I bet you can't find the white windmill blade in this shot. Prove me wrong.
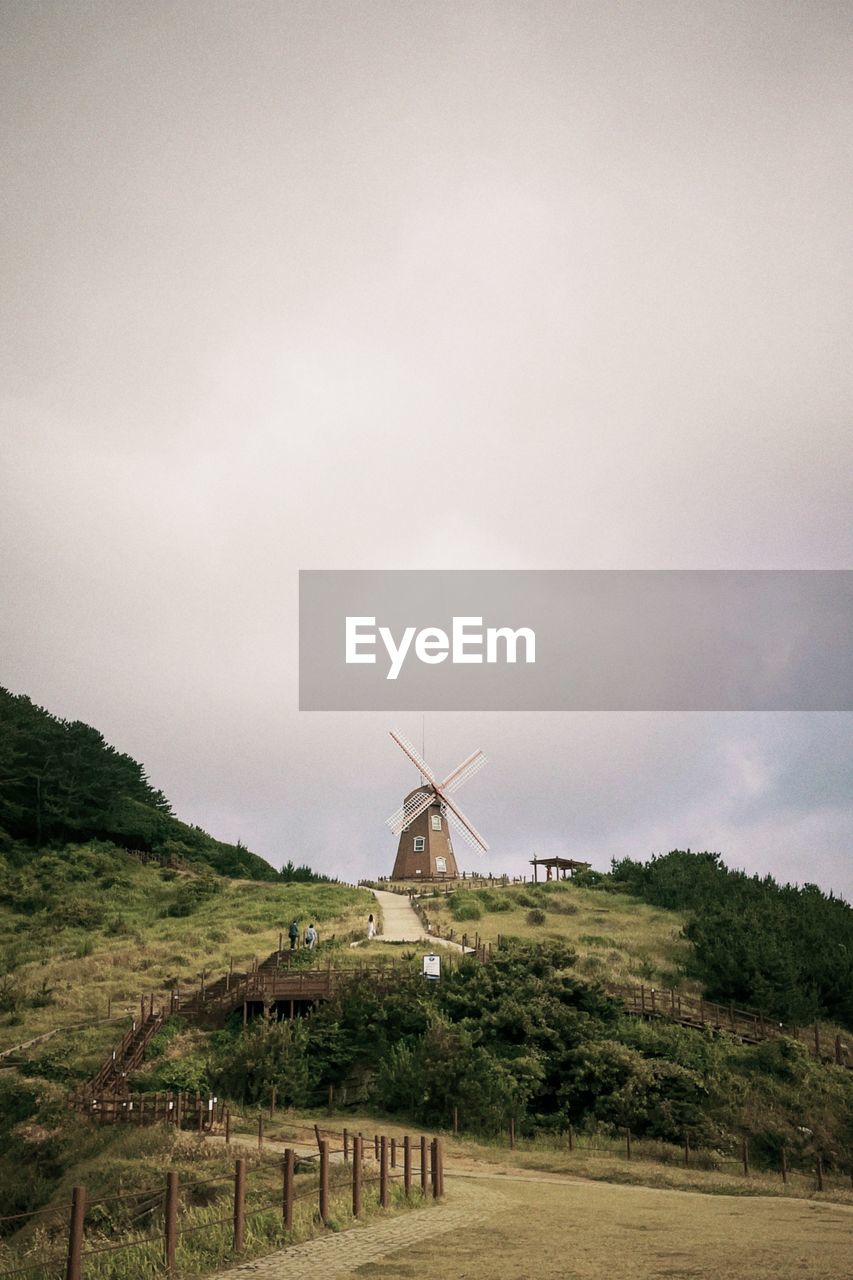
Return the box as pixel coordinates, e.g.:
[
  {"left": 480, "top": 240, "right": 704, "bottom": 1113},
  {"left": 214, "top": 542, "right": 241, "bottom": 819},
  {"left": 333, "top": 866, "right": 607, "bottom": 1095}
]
[
  {"left": 386, "top": 788, "right": 436, "bottom": 835},
  {"left": 389, "top": 730, "right": 439, "bottom": 787},
  {"left": 441, "top": 791, "right": 489, "bottom": 853},
  {"left": 440, "top": 750, "right": 486, "bottom": 795}
]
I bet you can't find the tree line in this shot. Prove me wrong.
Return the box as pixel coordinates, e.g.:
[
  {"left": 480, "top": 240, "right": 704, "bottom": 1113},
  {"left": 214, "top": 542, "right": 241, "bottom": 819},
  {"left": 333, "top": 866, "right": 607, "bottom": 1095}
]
[
  {"left": 608, "top": 850, "right": 853, "bottom": 1029},
  {"left": 0, "top": 687, "right": 278, "bottom": 880}
]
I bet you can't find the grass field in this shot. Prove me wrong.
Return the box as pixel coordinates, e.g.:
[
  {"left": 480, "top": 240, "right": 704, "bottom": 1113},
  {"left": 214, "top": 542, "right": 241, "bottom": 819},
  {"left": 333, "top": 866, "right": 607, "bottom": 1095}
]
[
  {"left": 0, "top": 849, "right": 374, "bottom": 1063},
  {"left": 413, "top": 878, "right": 690, "bottom": 987}
]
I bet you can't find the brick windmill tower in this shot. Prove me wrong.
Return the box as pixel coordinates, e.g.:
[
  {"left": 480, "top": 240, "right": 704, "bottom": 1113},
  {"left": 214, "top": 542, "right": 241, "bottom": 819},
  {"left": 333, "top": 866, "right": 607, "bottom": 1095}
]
[{"left": 386, "top": 730, "right": 488, "bottom": 880}]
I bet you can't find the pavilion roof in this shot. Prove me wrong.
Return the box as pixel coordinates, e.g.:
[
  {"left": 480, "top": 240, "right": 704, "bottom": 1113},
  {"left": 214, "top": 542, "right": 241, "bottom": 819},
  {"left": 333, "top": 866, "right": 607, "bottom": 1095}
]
[{"left": 529, "top": 856, "right": 591, "bottom": 870}]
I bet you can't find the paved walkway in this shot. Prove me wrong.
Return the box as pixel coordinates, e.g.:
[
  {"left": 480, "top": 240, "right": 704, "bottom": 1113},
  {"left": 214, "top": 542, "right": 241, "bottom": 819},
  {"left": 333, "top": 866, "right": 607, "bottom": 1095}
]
[
  {"left": 370, "top": 889, "right": 428, "bottom": 943},
  {"left": 369, "top": 888, "right": 464, "bottom": 951},
  {"left": 210, "top": 1177, "right": 507, "bottom": 1279}
]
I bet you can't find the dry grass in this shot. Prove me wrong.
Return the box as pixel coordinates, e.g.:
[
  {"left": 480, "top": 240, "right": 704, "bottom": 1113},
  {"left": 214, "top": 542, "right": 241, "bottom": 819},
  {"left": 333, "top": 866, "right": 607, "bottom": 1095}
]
[
  {"left": 417, "top": 879, "right": 690, "bottom": 987},
  {"left": 0, "top": 867, "right": 373, "bottom": 1060},
  {"left": 365, "top": 1171, "right": 853, "bottom": 1280}
]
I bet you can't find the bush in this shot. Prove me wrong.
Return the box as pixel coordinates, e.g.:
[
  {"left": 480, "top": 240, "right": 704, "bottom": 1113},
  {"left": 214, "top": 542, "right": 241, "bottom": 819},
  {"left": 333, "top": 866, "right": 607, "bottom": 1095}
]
[
  {"left": 52, "top": 898, "right": 105, "bottom": 929},
  {"left": 451, "top": 898, "right": 482, "bottom": 922},
  {"left": 477, "top": 892, "right": 512, "bottom": 913},
  {"left": 163, "top": 874, "right": 222, "bottom": 918},
  {"left": 526, "top": 909, "right": 547, "bottom": 926}
]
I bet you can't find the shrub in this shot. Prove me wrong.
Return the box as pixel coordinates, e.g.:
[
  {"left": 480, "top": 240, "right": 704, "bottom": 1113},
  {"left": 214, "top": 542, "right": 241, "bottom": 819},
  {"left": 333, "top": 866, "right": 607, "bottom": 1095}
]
[
  {"left": 477, "top": 892, "right": 511, "bottom": 913},
  {"left": 52, "top": 898, "right": 105, "bottom": 929},
  {"left": 526, "top": 909, "right": 547, "bottom": 926},
  {"left": 514, "top": 891, "right": 538, "bottom": 908},
  {"left": 451, "top": 898, "right": 482, "bottom": 922}
]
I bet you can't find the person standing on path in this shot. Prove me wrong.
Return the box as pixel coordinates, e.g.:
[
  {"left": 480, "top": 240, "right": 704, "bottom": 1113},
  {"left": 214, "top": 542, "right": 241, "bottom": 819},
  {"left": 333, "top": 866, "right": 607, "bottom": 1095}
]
[
  {"left": 288, "top": 919, "right": 299, "bottom": 950},
  {"left": 304, "top": 923, "right": 318, "bottom": 950},
  {"left": 367, "top": 912, "right": 376, "bottom": 939}
]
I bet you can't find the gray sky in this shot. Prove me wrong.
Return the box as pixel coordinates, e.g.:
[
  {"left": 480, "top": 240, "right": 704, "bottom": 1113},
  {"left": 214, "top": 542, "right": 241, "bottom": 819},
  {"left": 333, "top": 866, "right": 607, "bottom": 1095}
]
[{"left": 1, "top": 1, "right": 851, "bottom": 895}]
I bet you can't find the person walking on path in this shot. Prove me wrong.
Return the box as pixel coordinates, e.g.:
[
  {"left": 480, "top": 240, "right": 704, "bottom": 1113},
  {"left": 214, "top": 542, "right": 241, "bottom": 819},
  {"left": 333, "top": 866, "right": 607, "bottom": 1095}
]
[
  {"left": 288, "top": 919, "right": 299, "bottom": 950},
  {"left": 304, "top": 923, "right": 318, "bottom": 950},
  {"left": 367, "top": 912, "right": 376, "bottom": 939}
]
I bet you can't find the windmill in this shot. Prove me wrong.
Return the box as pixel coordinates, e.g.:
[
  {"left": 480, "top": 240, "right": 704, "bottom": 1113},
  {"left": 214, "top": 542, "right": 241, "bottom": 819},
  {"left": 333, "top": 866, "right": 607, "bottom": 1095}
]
[{"left": 386, "top": 730, "right": 488, "bottom": 880}]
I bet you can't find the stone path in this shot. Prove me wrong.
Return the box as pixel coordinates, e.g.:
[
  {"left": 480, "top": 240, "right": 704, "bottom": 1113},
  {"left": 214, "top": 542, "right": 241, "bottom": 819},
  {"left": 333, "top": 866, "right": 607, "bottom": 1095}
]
[{"left": 210, "top": 1177, "right": 507, "bottom": 1278}]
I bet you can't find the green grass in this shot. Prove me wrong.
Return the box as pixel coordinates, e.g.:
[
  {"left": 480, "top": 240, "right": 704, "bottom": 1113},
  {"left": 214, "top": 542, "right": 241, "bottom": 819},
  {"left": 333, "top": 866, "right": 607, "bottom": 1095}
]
[
  {"left": 0, "top": 1122, "right": 427, "bottom": 1280},
  {"left": 0, "top": 844, "right": 374, "bottom": 1066},
  {"left": 417, "top": 879, "right": 689, "bottom": 987}
]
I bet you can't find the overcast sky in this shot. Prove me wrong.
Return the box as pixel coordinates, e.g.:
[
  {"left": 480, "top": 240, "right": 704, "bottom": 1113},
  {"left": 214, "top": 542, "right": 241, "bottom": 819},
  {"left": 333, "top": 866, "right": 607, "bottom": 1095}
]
[{"left": 1, "top": 1, "right": 851, "bottom": 895}]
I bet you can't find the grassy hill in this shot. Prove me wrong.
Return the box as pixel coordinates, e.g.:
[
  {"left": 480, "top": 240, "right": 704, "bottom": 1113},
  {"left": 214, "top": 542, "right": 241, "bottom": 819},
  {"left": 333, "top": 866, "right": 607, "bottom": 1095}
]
[
  {"left": 417, "top": 878, "right": 689, "bottom": 988},
  {"left": 1, "top": 867, "right": 852, "bottom": 1278},
  {"left": 0, "top": 842, "right": 371, "bottom": 1061}
]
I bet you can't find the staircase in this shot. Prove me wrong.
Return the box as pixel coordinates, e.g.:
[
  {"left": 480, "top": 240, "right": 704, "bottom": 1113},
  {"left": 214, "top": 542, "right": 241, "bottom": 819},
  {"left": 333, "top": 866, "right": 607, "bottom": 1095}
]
[{"left": 88, "top": 1009, "right": 164, "bottom": 1096}]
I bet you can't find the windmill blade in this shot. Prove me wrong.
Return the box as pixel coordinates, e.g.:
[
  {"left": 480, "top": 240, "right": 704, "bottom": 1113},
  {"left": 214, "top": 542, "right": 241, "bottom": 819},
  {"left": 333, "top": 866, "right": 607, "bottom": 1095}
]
[
  {"left": 440, "top": 750, "right": 486, "bottom": 796},
  {"left": 389, "top": 730, "right": 439, "bottom": 787},
  {"left": 440, "top": 790, "right": 489, "bottom": 853},
  {"left": 386, "top": 788, "right": 436, "bottom": 835}
]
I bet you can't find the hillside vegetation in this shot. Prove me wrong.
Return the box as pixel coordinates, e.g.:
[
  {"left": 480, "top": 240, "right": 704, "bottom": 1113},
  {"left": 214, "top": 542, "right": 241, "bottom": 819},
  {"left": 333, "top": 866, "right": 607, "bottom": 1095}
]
[
  {"left": 418, "top": 851, "right": 853, "bottom": 1033},
  {"left": 420, "top": 878, "right": 688, "bottom": 988},
  {"left": 0, "top": 842, "right": 373, "bottom": 1061},
  {"left": 610, "top": 851, "right": 853, "bottom": 1028},
  {"left": 0, "top": 687, "right": 277, "bottom": 880}
]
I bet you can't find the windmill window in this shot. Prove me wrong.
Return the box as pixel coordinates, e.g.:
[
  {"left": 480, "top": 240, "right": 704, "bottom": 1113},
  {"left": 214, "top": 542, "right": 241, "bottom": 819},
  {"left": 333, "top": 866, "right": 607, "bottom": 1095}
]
[
  {"left": 413, "top": 836, "right": 426, "bottom": 852},
  {"left": 431, "top": 814, "right": 442, "bottom": 830}
]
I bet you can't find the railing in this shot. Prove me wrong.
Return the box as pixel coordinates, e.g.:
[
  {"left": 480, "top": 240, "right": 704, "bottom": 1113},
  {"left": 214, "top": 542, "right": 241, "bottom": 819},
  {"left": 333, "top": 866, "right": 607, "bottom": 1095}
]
[
  {"left": 610, "top": 982, "right": 850, "bottom": 1065},
  {"left": 0, "top": 1130, "right": 444, "bottom": 1280}
]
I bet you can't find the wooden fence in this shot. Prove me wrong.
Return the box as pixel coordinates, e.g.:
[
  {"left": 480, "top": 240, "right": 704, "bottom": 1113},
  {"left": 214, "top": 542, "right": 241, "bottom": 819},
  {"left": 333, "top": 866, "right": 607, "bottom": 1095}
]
[{"left": 0, "top": 1131, "right": 444, "bottom": 1280}]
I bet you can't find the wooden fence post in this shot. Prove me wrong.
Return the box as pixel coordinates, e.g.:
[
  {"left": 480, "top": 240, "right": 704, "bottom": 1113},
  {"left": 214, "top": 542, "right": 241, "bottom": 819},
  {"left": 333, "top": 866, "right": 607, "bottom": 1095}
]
[
  {"left": 509, "top": 1117, "right": 515, "bottom": 1150},
  {"left": 270, "top": 1085, "right": 276, "bottom": 1118},
  {"left": 343, "top": 1127, "right": 349, "bottom": 1162},
  {"left": 567, "top": 1125, "right": 574, "bottom": 1152},
  {"left": 327, "top": 1083, "right": 334, "bottom": 1110},
  {"left": 403, "top": 1135, "right": 412, "bottom": 1196},
  {"left": 815, "top": 1154, "right": 824, "bottom": 1191},
  {"left": 374, "top": 1133, "right": 380, "bottom": 1160},
  {"left": 283, "top": 1149, "right": 294, "bottom": 1230},
  {"left": 233, "top": 1158, "right": 246, "bottom": 1253},
  {"left": 626, "top": 1128, "right": 632, "bottom": 1160},
  {"left": 453, "top": 1105, "right": 458, "bottom": 1135},
  {"left": 390, "top": 1136, "right": 397, "bottom": 1169},
  {"left": 431, "top": 1138, "right": 439, "bottom": 1198},
  {"left": 420, "top": 1136, "right": 428, "bottom": 1195},
  {"left": 258, "top": 1113, "right": 264, "bottom": 1150},
  {"left": 319, "top": 1139, "right": 330, "bottom": 1223},
  {"left": 225, "top": 1108, "right": 231, "bottom": 1145},
  {"left": 780, "top": 1145, "right": 787, "bottom": 1185},
  {"left": 352, "top": 1135, "right": 363, "bottom": 1218},
  {"left": 65, "top": 1185, "right": 86, "bottom": 1280},
  {"left": 164, "top": 1172, "right": 178, "bottom": 1272},
  {"left": 380, "top": 1136, "right": 389, "bottom": 1208},
  {"left": 742, "top": 1138, "right": 750, "bottom": 1177}
]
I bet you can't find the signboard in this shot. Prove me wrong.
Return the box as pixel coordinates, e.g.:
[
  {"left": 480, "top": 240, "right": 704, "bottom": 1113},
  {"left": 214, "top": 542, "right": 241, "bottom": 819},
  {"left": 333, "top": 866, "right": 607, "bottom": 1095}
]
[{"left": 422, "top": 953, "right": 441, "bottom": 981}]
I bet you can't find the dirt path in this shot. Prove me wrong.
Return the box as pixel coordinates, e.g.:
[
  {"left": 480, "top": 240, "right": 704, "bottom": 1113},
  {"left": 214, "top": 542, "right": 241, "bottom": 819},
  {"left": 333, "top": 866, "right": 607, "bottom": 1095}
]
[{"left": 209, "top": 1162, "right": 852, "bottom": 1280}]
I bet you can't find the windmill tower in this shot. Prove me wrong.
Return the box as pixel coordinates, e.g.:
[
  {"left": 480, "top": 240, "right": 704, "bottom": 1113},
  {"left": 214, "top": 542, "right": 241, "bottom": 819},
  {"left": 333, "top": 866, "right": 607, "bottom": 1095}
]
[{"left": 386, "top": 730, "right": 488, "bottom": 880}]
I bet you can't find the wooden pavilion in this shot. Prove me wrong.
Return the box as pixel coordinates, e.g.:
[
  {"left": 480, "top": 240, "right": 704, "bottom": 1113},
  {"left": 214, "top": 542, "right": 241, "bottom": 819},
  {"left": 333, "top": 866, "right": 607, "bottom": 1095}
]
[{"left": 530, "top": 855, "right": 591, "bottom": 882}]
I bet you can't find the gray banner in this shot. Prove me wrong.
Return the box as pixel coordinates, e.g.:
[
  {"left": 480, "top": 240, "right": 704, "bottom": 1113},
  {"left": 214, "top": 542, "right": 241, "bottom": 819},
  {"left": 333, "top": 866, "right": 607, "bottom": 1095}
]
[{"left": 298, "top": 571, "right": 853, "bottom": 711}]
